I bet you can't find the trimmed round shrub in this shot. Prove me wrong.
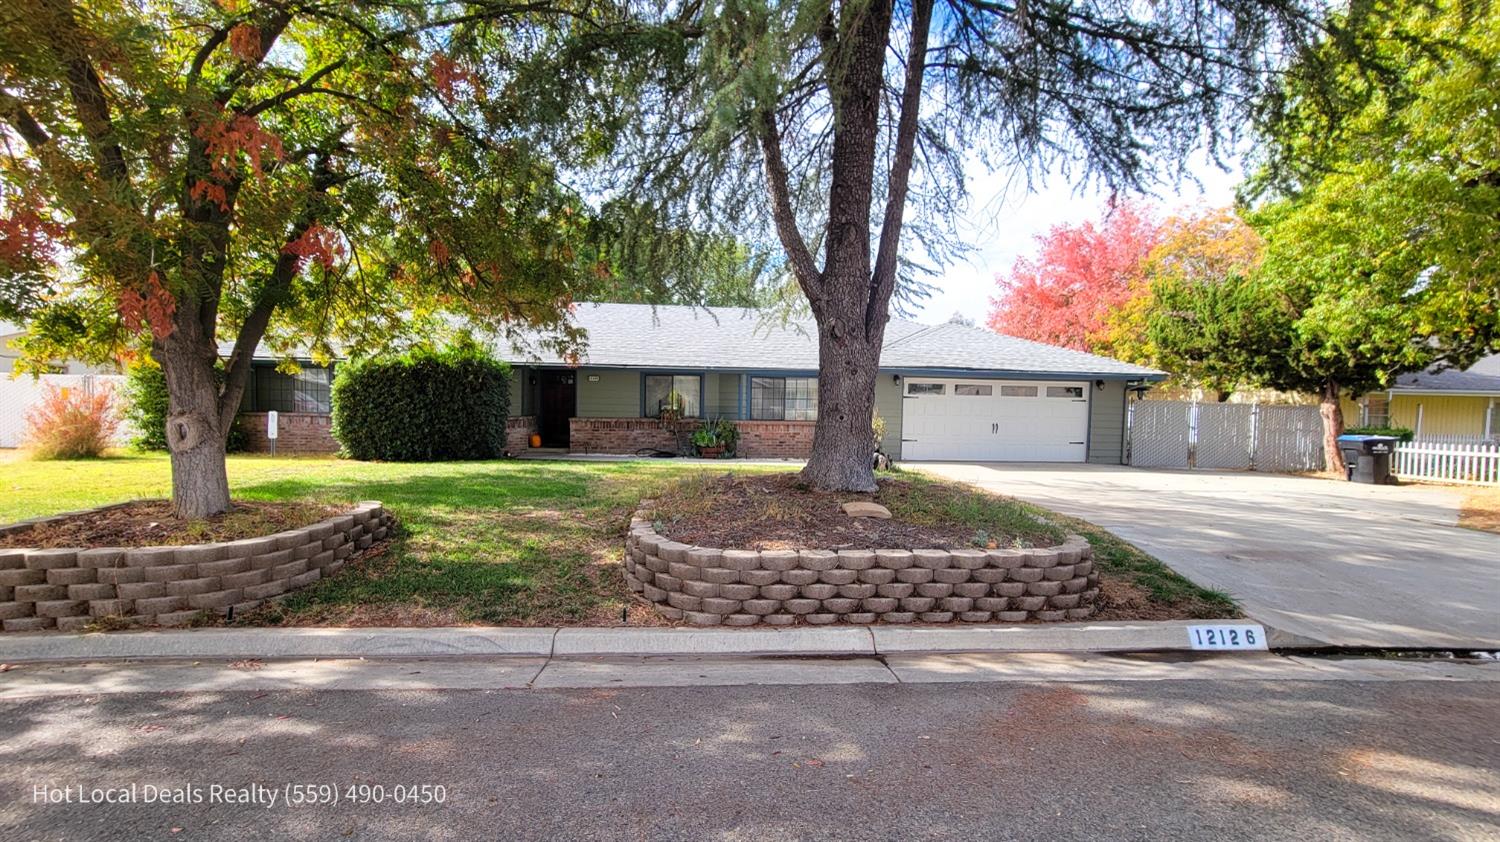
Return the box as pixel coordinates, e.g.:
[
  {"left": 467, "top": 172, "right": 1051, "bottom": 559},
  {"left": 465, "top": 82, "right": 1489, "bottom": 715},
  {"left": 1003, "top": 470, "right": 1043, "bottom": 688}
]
[{"left": 331, "top": 344, "right": 511, "bottom": 461}]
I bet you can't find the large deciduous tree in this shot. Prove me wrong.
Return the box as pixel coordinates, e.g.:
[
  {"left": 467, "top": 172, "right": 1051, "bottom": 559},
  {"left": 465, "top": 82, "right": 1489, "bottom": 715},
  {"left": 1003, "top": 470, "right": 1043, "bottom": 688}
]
[
  {"left": 1112, "top": 206, "right": 1265, "bottom": 400},
  {"left": 988, "top": 201, "right": 1160, "bottom": 353},
  {"left": 1, "top": 0, "right": 611, "bottom": 517},
  {"left": 1237, "top": 0, "right": 1500, "bottom": 469},
  {"left": 609, "top": 0, "right": 1322, "bottom": 491}
]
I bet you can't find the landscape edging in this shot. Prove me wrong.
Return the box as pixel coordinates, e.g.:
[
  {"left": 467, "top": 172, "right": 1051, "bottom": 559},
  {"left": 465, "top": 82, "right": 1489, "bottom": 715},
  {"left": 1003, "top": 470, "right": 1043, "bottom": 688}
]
[
  {"left": 625, "top": 507, "right": 1099, "bottom": 627},
  {"left": 0, "top": 502, "right": 393, "bottom": 632}
]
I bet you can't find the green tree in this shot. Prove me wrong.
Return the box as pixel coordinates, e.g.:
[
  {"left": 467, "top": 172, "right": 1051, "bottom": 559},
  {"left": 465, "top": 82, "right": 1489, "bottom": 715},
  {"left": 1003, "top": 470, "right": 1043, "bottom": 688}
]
[
  {"left": 1241, "top": 0, "right": 1500, "bottom": 469},
  {"left": 607, "top": 0, "right": 1326, "bottom": 490},
  {"left": 1, "top": 0, "right": 613, "bottom": 516},
  {"left": 1118, "top": 207, "right": 1265, "bottom": 400}
]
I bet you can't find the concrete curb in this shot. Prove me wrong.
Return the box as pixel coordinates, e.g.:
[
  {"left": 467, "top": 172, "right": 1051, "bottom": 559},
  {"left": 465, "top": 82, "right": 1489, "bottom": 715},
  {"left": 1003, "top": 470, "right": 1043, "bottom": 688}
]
[
  {"left": 0, "top": 620, "right": 1297, "bottom": 663},
  {"left": 0, "top": 627, "right": 557, "bottom": 663},
  {"left": 553, "top": 627, "right": 876, "bottom": 656}
]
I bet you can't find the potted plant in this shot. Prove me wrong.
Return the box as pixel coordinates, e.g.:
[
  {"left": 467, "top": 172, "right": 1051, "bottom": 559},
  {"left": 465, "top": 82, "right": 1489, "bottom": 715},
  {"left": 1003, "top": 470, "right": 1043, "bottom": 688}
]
[
  {"left": 692, "top": 422, "right": 725, "bottom": 458},
  {"left": 691, "top": 418, "right": 739, "bottom": 458},
  {"left": 658, "top": 389, "right": 684, "bottom": 426},
  {"left": 712, "top": 417, "right": 740, "bottom": 456}
]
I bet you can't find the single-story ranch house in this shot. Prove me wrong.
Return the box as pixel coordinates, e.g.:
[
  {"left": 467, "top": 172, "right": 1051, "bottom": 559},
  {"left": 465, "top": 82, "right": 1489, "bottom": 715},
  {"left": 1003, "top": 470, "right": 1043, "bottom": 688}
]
[
  {"left": 1347, "top": 357, "right": 1500, "bottom": 443},
  {"left": 234, "top": 302, "right": 1164, "bottom": 462}
]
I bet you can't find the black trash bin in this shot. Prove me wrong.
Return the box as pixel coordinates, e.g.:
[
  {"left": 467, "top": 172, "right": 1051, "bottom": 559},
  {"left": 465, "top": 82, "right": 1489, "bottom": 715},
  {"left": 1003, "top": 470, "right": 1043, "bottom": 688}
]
[{"left": 1336, "top": 434, "right": 1398, "bottom": 484}]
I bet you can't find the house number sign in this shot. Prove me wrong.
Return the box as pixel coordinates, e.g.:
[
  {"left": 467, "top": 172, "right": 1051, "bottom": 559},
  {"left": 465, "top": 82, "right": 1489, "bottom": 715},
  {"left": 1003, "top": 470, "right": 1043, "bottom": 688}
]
[{"left": 1186, "top": 623, "right": 1268, "bottom": 650}]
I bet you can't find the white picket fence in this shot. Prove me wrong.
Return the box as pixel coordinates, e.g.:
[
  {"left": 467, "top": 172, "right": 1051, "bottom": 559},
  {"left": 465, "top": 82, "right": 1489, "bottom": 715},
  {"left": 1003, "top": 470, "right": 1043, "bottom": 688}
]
[{"left": 1393, "top": 441, "right": 1500, "bottom": 486}]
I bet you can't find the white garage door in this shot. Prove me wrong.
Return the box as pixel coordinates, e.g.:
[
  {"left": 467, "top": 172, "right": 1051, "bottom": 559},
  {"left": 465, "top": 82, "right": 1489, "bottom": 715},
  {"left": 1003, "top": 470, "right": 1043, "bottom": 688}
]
[{"left": 901, "top": 378, "right": 1090, "bottom": 462}]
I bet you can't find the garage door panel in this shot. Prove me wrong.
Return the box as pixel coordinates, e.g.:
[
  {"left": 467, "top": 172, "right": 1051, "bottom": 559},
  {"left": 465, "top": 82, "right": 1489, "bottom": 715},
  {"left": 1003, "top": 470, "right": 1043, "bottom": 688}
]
[{"left": 901, "top": 378, "right": 1088, "bottom": 462}]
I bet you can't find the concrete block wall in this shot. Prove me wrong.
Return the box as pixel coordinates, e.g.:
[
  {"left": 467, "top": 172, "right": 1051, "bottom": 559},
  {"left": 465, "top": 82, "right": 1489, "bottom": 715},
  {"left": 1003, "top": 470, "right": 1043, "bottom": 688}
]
[
  {"left": 0, "top": 502, "right": 393, "bottom": 632},
  {"left": 625, "top": 512, "right": 1098, "bottom": 627}
]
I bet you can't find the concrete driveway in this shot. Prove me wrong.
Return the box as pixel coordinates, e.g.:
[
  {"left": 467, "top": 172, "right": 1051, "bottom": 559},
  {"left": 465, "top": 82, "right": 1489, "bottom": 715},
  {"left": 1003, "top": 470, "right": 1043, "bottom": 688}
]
[{"left": 913, "top": 463, "right": 1500, "bottom": 649}]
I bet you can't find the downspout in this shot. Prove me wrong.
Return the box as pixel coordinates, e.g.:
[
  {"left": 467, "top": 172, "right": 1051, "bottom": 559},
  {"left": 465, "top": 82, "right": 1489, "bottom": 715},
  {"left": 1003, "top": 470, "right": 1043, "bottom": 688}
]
[{"left": 1486, "top": 397, "right": 1495, "bottom": 440}]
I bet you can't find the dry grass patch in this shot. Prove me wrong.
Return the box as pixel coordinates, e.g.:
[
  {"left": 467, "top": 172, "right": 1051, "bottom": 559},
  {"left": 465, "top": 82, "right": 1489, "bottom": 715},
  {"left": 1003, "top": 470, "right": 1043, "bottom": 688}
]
[
  {"left": 652, "top": 471, "right": 1064, "bottom": 550},
  {"left": 1459, "top": 488, "right": 1500, "bottom": 534}
]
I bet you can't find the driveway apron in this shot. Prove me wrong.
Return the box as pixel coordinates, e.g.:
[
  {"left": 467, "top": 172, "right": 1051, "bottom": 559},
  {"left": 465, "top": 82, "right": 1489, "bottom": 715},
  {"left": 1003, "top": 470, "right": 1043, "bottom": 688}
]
[{"left": 913, "top": 463, "right": 1500, "bottom": 649}]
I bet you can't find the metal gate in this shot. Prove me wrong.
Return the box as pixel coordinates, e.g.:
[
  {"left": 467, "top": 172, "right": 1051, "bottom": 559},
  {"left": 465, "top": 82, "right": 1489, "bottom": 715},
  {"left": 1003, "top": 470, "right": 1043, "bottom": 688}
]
[
  {"left": 1127, "top": 401, "right": 1191, "bottom": 468},
  {"left": 1127, "top": 400, "right": 1324, "bottom": 472}
]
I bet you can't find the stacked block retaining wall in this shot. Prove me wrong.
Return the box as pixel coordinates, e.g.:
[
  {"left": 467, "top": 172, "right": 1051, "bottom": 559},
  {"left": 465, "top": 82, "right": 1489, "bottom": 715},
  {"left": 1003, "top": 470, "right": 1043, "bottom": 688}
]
[{"left": 0, "top": 502, "right": 392, "bottom": 632}]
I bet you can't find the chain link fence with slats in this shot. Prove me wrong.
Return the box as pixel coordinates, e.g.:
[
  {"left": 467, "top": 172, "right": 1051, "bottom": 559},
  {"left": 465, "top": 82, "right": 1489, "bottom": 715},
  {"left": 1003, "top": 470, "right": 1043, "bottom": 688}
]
[{"left": 1127, "top": 400, "right": 1324, "bottom": 473}]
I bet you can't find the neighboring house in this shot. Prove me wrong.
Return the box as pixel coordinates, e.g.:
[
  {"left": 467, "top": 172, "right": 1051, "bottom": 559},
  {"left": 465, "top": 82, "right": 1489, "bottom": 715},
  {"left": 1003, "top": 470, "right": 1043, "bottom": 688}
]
[
  {"left": 1349, "top": 358, "right": 1500, "bottom": 442},
  {"left": 0, "top": 321, "right": 129, "bottom": 448}
]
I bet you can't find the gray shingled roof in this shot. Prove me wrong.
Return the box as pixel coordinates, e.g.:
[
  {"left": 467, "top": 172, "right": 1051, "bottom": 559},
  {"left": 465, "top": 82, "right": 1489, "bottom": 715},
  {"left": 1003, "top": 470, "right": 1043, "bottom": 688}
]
[
  {"left": 498, "top": 302, "right": 1161, "bottom": 378},
  {"left": 1393, "top": 365, "right": 1500, "bottom": 394}
]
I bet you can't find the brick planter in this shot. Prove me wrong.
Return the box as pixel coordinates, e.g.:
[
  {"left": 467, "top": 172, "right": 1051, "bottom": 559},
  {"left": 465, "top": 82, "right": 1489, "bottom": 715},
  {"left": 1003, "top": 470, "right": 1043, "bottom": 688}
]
[
  {"left": 624, "top": 509, "right": 1099, "bottom": 627},
  {"left": 0, "top": 502, "right": 394, "bottom": 632}
]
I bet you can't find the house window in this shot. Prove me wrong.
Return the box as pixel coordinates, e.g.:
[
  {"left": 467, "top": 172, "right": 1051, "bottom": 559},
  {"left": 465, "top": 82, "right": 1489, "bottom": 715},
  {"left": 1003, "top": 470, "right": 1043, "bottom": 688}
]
[
  {"left": 251, "top": 364, "right": 332, "bottom": 413},
  {"left": 1046, "top": 386, "right": 1084, "bottom": 399},
  {"left": 1363, "top": 394, "right": 1390, "bottom": 427},
  {"left": 751, "top": 376, "right": 818, "bottom": 420},
  {"left": 907, "top": 383, "right": 945, "bottom": 395},
  {"left": 954, "top": 384, "right": 993, "bottom": 396},
  {"left": 1000, "top": 385, "right": 1037, "bottom": 397},
  {"left": 644, "top": 374, "right": 701, "bottom": 418}
]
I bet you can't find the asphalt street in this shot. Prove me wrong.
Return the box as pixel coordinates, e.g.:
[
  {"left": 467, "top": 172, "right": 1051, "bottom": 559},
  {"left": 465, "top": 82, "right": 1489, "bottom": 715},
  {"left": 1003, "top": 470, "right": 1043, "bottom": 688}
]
[{"left": 2, "top": 669, "right": 1497, "bottom": 841}]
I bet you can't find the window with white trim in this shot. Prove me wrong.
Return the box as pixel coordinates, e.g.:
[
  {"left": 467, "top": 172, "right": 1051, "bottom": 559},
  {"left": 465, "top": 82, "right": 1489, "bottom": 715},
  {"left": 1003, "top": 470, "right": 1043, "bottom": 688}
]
[
  {"left": 1000, "top": 385, "right": 1037, "bottom": 397},
  {"left": 1045, "top": 386, "right": 1084, "bottom": 398},
  {"left": 954, "top": 384, "right": 993, "bottom": 396},
  {"left": 907, "top": 383, "right": 945, "bottom": 395}
]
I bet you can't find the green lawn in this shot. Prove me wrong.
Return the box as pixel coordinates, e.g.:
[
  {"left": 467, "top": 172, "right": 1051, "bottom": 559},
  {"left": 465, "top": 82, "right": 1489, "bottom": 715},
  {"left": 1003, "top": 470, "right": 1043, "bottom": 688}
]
[{"left": 0, "top": 452, "right": 1234, "bottom": 625}]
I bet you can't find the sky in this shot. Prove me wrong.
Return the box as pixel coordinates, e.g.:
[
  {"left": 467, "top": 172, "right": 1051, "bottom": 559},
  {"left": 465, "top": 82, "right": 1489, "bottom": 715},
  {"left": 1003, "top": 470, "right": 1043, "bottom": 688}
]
[{"left": 908, "top": 154, "right": 1244, "bottom": 325}]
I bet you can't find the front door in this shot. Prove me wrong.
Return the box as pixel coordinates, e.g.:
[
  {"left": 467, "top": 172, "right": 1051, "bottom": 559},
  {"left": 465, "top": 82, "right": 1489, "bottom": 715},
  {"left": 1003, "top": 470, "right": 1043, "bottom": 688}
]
[{"left": 537, "top": 370, "right": 576, "bottom": 448}]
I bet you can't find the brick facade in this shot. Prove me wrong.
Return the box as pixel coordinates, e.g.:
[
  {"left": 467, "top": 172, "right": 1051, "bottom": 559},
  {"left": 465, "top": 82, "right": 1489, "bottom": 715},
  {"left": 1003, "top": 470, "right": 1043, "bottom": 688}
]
[
  {"left": 505, "top": 415, "right": 537, "bottom": 455},
  {"left": 734, "top": 420, "right": 816, "bottom": 459},
  {"left": 240, "top": 412, "right": 338, "bottom": 454},
  {"left": 568, "top": 417, "right": 815, "bottom": 459},
  {"left": 0, "top": 503, "right": 394, "bottom": 632},
  {"left": 626, "top": 514, "right": 1098, "bottom": 627}
]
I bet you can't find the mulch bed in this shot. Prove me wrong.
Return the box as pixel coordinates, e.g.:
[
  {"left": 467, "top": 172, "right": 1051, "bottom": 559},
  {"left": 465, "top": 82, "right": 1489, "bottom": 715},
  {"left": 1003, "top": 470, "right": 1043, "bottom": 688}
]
[
  {"left": 650, "top": 472, "right": 1055, "bottom": 551},
  {"left": 0, "top": 500, "right": 339, "bottom": 549}
]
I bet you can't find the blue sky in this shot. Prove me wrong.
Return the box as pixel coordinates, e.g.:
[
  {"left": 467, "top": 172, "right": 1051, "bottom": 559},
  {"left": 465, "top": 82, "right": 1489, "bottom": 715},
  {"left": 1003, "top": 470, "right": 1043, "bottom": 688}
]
[{"left": 909, "top": 154, "right": 1243, "bottom": 325}]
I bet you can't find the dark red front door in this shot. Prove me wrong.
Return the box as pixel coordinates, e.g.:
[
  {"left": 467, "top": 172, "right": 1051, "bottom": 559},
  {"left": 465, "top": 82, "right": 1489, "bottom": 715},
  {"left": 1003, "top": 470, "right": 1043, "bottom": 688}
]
[{"left": 537, "top": 370, "right": 576, "bottom": 447}]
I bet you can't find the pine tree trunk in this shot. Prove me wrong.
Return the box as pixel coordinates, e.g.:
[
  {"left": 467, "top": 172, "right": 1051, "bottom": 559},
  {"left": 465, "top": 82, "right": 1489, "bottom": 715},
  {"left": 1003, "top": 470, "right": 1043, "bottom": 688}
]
[
  {"left": 802, "top": 320, "right": 882, "bottom": 492},
  {"left": 1319, "top": 379, "right": 1346, "bottom": 475}
]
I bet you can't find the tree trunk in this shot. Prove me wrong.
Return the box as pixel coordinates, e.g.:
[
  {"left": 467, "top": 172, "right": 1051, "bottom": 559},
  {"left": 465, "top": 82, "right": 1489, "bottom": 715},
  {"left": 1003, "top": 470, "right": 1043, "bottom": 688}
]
[
  {"left": 802, "top": 318, "right": 883, "bottom": 492},
  {"left": 156, "top": 299, "right": 233, "bottom": 519},
  {"left": 1319, "top": 379, "right": 1346, "bottom": 475}
]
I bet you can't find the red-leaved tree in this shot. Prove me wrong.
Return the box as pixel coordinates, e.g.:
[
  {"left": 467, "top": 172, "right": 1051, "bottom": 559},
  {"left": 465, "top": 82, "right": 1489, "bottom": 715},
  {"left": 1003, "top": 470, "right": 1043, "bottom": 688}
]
[{"left": 988, "top": 201, "right": 1162, "bottom": 351}]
